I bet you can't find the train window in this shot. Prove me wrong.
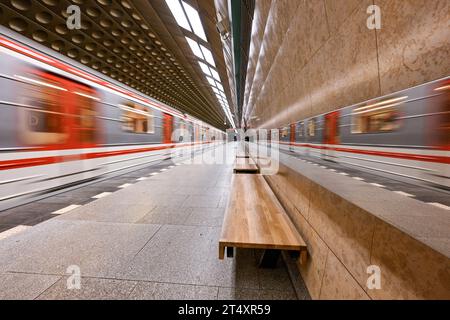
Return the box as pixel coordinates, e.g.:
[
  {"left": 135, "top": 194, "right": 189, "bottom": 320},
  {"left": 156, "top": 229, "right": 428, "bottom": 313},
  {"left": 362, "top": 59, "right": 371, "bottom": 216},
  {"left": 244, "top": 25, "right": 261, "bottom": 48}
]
[
  {"left": 121, "top": 103, "right": 154, "bottom": 134},
  {"left": 179, "top": 121, "right": 187, "bottom": 142},
  {"left": 280, "top": 127, "right": 288, "bottom": 138},
  {"left": 21, "top": 78, "right": 68, "bottom": 145},
  {"left": 200, "top": 127, "right": 206, "bottom": 141},
  {"left": 74, "top": 91, "right": 97, "bottom": 144},
  {"left": 297, "top": 122, "right": 304, "bottom": 137},
  {"left": 308, "top": 119, "right": 316, "bottom": 136},
  {"left": 351, "top": 108, "right": 400, "bottom": 133},
  {"left": 147, "top": 111, "right": 155, "bottom": 133},
  {"left": 440, "top": 116, "right": 450, "bottom": 147},
  {"left": 437, "top": 88, "right": 450, "bottom": 146}
]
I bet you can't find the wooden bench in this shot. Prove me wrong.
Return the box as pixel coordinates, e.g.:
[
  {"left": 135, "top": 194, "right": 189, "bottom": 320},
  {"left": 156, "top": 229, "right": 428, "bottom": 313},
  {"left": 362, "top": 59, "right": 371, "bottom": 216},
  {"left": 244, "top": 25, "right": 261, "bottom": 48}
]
[
  {"left": 233, "top": 157, "right": 259, "bottom": 174},
  {"left": 236, "top": 151, "right": 250, "bottom": 158},
  {"left": 219, "top": 174, "right": 307, "bottom": 267}
]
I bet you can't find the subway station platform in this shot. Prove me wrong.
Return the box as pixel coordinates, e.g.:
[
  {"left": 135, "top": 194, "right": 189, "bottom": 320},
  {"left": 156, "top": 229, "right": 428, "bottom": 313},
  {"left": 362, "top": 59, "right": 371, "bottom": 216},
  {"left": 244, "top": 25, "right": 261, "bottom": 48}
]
[
  {"left": 0, "top": 0, "right": 449, "bottom": 302},
  {"left": 0, "top": 144, "right": 307, "bottom": 300}
]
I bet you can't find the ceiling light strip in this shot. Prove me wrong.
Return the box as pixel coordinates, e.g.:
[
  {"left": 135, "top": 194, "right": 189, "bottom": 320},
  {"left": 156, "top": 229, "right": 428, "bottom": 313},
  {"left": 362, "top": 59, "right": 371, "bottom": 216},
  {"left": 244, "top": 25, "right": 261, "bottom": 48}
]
[{"left": 165, "top": 0, "right": 192, "bottom": 31}]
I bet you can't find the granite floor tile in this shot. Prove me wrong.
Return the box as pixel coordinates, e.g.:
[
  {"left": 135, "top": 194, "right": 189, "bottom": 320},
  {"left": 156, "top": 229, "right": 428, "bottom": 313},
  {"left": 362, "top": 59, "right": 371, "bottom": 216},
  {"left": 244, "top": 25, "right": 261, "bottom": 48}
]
[
  {"left": 0, "top": 273, "right": 61, "bottom": 300},
  {"left": 215, "top": 179, "right": 233, "bottom": 188},
  {"left": 121, "top": 225, "right": 260, "bottom": 288},
  {"left": 182, "top": 195, "right": 222, "bottom": 208},
  {"left": 38, "top": 276, "right": 138, "bottom": 300},
  {"left": 117, "top": 192, "right": 188, "bottom": 206},
  {"left": 118, "top": 183, "right": 178, "bottom": 195},
  {"left": 184, "top": 208, "right": 225, "bottom": 227},
  {"left": 137, "top": 206, "right": 193, "bottom": 225},
  {"left": 174, "top": 186, "right": 228, "bottom": 196},
  {"left": 58, "top": 202, "right": 156, "bottom": 224},
  {"left": 128, "top": 281, "right": 218, "bottom": 300},
  {"left": 217, "top": 287, "right": 297, "bottom": 300},
  {"left": 258, "top": 264, "right": 297, "bottom": 292},
  {"left": 0, "top": 220, "right": 161, "bottom": 278}
]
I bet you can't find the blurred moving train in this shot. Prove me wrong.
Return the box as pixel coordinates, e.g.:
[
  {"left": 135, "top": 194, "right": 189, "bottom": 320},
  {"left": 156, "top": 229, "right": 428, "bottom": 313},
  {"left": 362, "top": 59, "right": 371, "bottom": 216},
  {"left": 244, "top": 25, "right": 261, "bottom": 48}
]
[
  {"left": 0, "top": 34, "right": 224, "bottom": 210},
  {"left": 277, "top": 77, "right": 450, "bottom": 189}
]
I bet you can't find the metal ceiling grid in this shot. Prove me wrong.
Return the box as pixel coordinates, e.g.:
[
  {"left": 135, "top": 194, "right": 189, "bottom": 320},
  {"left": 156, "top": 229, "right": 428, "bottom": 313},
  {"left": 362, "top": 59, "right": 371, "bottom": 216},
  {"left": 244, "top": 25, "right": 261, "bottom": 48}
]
[{"left": 0, "top": 0, "right": 230, "bottom": 129}]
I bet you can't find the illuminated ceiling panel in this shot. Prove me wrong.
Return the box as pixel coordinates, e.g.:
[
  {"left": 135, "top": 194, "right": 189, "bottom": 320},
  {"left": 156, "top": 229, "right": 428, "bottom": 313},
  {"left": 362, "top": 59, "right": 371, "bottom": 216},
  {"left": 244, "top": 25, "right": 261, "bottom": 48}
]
[
  {"left": 165, "top": 0, "right": 191, "bottom": 31},
  {"left": 181, "top": 1, "right": 207, "bottom": 41},
  {"left": 198, "top": 61, "right": 211, "bottom": 76}
]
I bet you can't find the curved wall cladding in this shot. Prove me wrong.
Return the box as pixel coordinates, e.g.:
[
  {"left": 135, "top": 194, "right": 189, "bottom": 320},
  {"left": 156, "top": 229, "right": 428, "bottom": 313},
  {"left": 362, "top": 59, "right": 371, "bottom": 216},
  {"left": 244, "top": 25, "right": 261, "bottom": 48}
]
[
  {"left": 265, "top": 152, "right": 450, "bottom": 299},
  {"left": 242, "top": 0, "right": 449, "bottom": 299},
  {"left": 0, "top": 0, "right": 227, "bottom": 129},
  {"left": 243, "top": 0, "right": 450, "bottom": 129}
]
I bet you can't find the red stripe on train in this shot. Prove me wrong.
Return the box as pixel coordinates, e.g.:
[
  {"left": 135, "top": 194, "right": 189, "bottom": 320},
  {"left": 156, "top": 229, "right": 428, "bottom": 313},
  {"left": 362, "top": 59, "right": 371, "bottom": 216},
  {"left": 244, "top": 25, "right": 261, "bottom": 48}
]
[
  {"left": 0, "top": 36, "right": 183, "bottom": 118},
  {"left": 281, "top": 142, "right": 450, "bottom": 164},
  {"left": 0, "top": 142, "right": 210, "bottom": 171}
]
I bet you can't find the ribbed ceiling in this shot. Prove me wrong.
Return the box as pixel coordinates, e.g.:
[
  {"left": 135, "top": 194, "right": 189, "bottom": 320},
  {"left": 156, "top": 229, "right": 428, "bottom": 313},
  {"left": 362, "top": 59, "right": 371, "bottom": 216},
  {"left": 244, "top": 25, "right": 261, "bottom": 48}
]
[{"left": 0, "top": 0, "right": 232, "bottom": 130}]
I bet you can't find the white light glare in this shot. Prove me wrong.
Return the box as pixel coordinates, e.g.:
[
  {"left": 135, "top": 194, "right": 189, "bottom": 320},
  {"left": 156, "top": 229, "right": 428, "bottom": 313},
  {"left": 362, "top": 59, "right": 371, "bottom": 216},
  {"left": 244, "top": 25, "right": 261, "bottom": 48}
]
[
  {"left": 216, "top": 82, "right": 224, "bottom": 92},
  {"left": 220, "top": 103, "right": 235, "bottom": 128},
  {"left": 15, "top": 75, "right": 68, "bottom": 91},
  {"left": 206, "top": 76, "right": 216, "bottom": 86},
  {"left": 181, "top": 1, "right": 207, "bottom": 41},
  {"left": 165, "top": 0, "right": 192, "bottom": 32},
  {"left": 198, "top": 61, "right": 211, "bottom": 76},
  {"left": 185, "top": 37, "right": 203, "bottom": 59},
  {"left": 74, "top": 91, "right": 100, "bottom": 101},
  {"left": 200, "top": 45, "right": 215, "bottom": 66},
  {"left": 210, "top": 68, "right": 220, "bottom": 81}
]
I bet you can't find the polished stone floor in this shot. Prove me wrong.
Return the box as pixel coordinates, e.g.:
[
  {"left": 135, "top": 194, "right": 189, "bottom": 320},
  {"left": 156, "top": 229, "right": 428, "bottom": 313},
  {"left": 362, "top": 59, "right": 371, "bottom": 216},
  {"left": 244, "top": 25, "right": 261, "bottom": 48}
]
[{"left": 0, "top": 144, "right": 309, "bottom": 300}]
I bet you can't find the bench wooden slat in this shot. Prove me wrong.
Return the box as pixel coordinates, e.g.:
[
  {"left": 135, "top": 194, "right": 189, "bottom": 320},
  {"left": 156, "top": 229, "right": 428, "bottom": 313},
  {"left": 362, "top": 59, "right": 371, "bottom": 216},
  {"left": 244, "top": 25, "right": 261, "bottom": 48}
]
[
  {"left": 233, "top": 157, "right": 259, "bottom": 173},
  {"left": 219, "top": 174, "right": 307, "bottom": 261},
  {"left": 236, "top": 151, "right": 250, "bottom": 158}
]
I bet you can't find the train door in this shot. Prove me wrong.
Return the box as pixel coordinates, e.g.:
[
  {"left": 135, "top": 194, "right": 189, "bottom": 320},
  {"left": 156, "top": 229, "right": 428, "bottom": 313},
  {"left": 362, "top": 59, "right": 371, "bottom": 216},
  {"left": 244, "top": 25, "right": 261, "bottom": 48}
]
[
  {"left": 70, "top": 82, "right": 99, "bottom": 148},
  {"left": 295, "top": 121, "right": 305, "bottom": 156},
  {"left": 436, "top": 81, "right": 450, "bottom": 149},
  {"left": 20, "top": 70, "right": 99, "bottom": 184},
  {"left": 290, "top": 123, "right": 296, "bottom": 151},
  {"left": 17, "top": 71, "right": 73, "bottom": 195},
  {"left": 323, "top": 111, "right": 340, "bottom": 161},
  {"left": 428, "top": 81, "right": 450, "bottom": 186},
  {"left": 20, "top": 71, "right": 72, "bottom": 149},
  {"left": 69, "top": 82, "right": 99, "bottom": 179},
  {"left": 163, "top": 113, "right": 173, "bottom": 144}
]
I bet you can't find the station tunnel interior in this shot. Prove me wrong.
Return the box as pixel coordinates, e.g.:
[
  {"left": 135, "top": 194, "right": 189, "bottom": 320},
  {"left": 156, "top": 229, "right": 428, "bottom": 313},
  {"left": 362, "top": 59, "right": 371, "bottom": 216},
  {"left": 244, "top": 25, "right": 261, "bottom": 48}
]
[{"left": 0, "top": 0, "right": 449, "bottom": 301}]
